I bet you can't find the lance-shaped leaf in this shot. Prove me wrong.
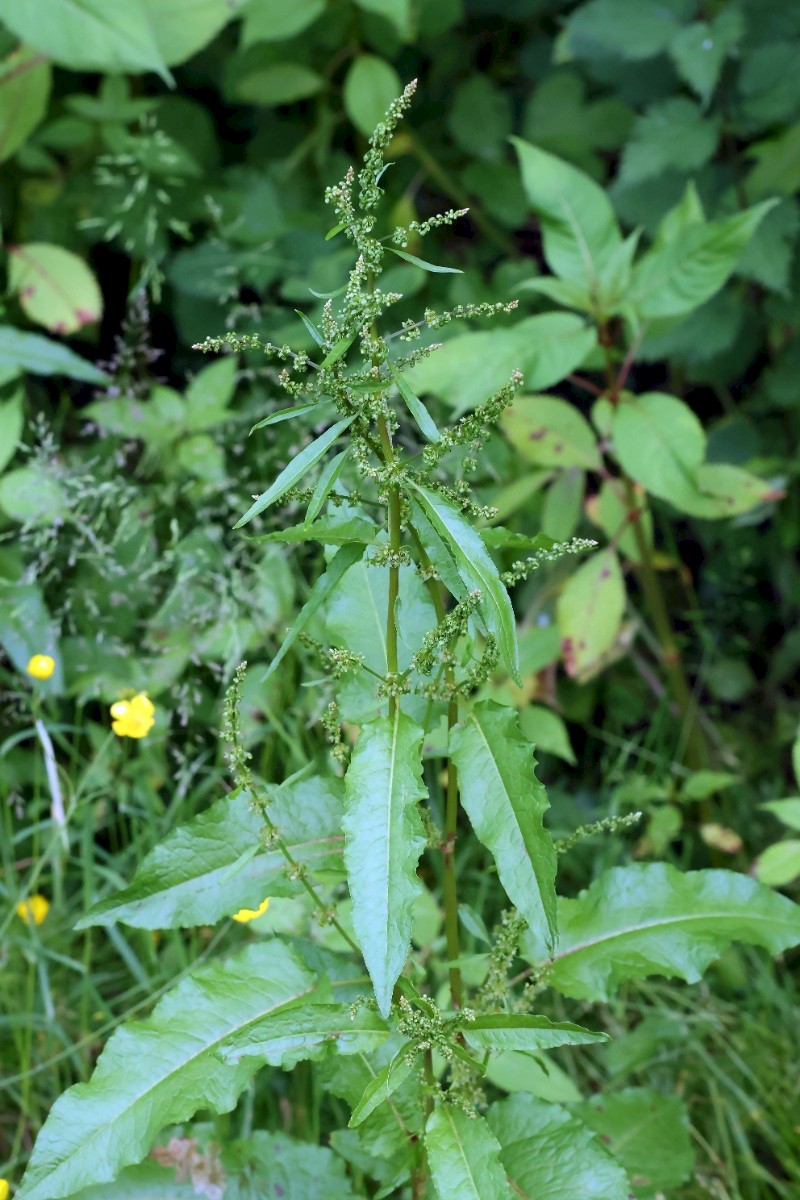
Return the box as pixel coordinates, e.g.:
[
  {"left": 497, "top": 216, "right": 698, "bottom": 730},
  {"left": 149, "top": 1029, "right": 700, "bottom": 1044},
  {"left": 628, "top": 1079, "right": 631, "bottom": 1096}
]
[
  {"left": 0, "top": 325, "right": 108, "bottom": 383},
  {"left": 349, "top": 1043, "right": 417, "bottom": 1126},
  {"left": 263, "top": 541, "right": 367, "bottom": 682},
  {"left": 527, "top": 862, "right": 800, "bottom": 1001},
  {"left": 425, "top": 1104, "right": 511, "bottom": 1200},
  {"left": 487, "top": 1094, "right": 632, "bottom": 1200},
  {"left": 389, "top": 247, "right": 463, "bottom": 274},
  {"left": 408, "top": 482, "right": 519, "bottom": 682},
  {"left": 450, "top": 701, "right": 557, "bottom": 948},
  {"left": 343, "top": 712, "right": 427, "bottom": 1017},
  {"left": 15, "top": 942, "right": 325, "bottom": 1200},
  {"left": 387, "top": 357, "right": 441, "bottom": 443},
  {"left": 235, "top": 415, "right": 355, "bottom": 528},
  {"left": 77, "top": 775, "right": 345, "bottom": 930},
  {"left": 463, "top": 1013, "right": 607, "bottom": 1054},
  {"left": 306, "top": 448, "right": 350, "bottom": 522}
]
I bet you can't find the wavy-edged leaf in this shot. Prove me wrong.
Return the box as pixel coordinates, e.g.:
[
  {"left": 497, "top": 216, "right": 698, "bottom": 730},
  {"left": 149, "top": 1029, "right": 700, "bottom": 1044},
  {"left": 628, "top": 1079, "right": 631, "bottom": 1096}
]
[
  {"left": 487, "top": 1093, "right": 632, "bottom": 1200},
  {"left": 387, "top": 358, "right": 441, "bottom": 443},
  {"left": 349, "top": 1043, "right": 417, "bottom": 1126},
  {"left": 0, "top": 326, "right": 108, "bottom": 383},
  {"left": 450, "top": 701, "right": 557, "bottom": 947},
  {"left": 389, "top": 247, "right": 463, "bottom": 274},
  {"left": 343, "top": 712, "right": 427, "bottom": 1017},
  {"left": 15, "top": 942, "right": 323, "bottom": 1200},
  {"left": 263, "top": 541, "right": 367, "bottom": 682},
  {"left": 408, "top": 482, "right": 519, "bottom": 682},
  {"left": 464, "top": 1013, "right": 607, "bottom": 1054},
  {"left": 235, "top": 415, "right": 355, "bottom": 528},
  {"left": 77, "top": 775, "right": 345, "bottom": 930},
  {"left": 576, "top": 1088, "right": 694, "bottom": 1199},
  {"left": 527, "top": 863, "right": 800, "bottom": 1001},
  {"left": 218, "top": 1003, "right": 390, "bottom": 1068},
  {"left": 425, "top": 1105, "right": 511, "bottom": 1200}
]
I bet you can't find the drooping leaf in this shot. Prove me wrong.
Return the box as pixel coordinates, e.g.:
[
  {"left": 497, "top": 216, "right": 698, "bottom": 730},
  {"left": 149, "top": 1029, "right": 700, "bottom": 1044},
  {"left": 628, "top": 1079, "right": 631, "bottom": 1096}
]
[
  {"left": 463, "top": 1013, "right": 607, "bottom": 1053},
  {"left": 450, "top": 701, "right": 557, "bottom": 947},
  {"left": 0, "top": 0, "right": 171, "bottom": 80},
  {"left": 409, "top": 483, "right": 519, "bottom": 682},
  {"left": 15, "top": 943, "right": 326, "bottom": 1200},
  {"left": 576, "top": 1089, "right": 694, "bottom": 1199},
  {"left": 349, "top": 1044, "right": 417, "bottom": 1126},
  {"left": 344, "top": 55, "right": 403, "bottom": 138},
  {"left": 630, "top": 200, "right": 777, "bottom": 319},
  {"left": 501, "top": 394, "right": 601, "bottom": 470},
  {"left": 0, "top": 47, "right": 51, "bottom": 163},
  {"left": 487, "top": 1093, "right": 632, "bottom": 1200},
  {"left": 77, "top": 775, "right": 345, "bottom": 929},
  {"left": 512, "top": 138, "right": 622, "bottom": 284},
  {"left": 251, "top": 401, "right": 322, "bottom": 432},
  {"left": 557, "top": 548, "right": 625, "bottom": 680},
  {"left": 8, "top": 243, "right": 102, "bottom": 335},
  {"left": 425, "top": 1105, "right": 511, "bottom": 1200},
  {"left": 234, "top": 416, "right": 355, "bottom": 528},
  {"left": 140, "top": 0, "right": 246, "bottom": 66},
  {"left": 527, "top": 862, "right": 800, "bottom": 1001},
  {"left": 407, "top": 314, "right": 597, "bottom": 416},
  {"left": 263, "top": 541, "right": 367, "bottom": 682},
  {"left": 343, "top": 712, "right": 427, "bottom": 1017},
  {"left": 389, "top": 247, "right": 463, "bottom": 274}
]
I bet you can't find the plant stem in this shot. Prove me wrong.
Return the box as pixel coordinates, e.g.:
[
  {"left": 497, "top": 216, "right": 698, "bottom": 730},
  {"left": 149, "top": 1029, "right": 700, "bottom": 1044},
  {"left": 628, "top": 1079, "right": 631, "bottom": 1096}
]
[{"left": 622, "top": 479, "right": 708, "bottom": 769}]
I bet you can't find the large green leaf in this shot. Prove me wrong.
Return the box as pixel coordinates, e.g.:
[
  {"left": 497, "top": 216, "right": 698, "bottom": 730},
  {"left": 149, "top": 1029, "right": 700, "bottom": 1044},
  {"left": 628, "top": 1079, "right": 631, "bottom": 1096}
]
[
  {"left": 0, "top": 0, "right": 171, "bottom": 80},
  {"left": 612, "top": 393, "right": 704, "bottom": 510},
  {"left": 406, "top": 314, "right": 597, "bottom": 417},
  {"left": 216, "top": 1004, "right": 390, "bottom": 1068},
  {"left": 556, "top": 548, "right": 625, "bottom": 680},
  {"left": 343, "top": 712, "right": 427, "bottom": 1017},
  {"left": 619, "top": 98, "right": 719, "bottom": 187},
  {"left": 140, "top": 0, "right": 246, "bottom": 66},
  {"left": 512, "top": 138, "right": 622, "bottom": 284},
  {"left": 527, "top": 863, "right": 800, "bottom": 1001},
  {"left": 9, "top": 244, "right": 102, "bottom": 335},
  {"left": 575, "top": 1089, "right": 694, "bottom": 1200},
  {"left": 236, "top": 416, "right": 355, "bottom": 528},
  {"left": 450, "top": 701, "right": 557, "bottom": 947},
  {"left": 464, "top": 1013, "right": 607, "bottom": 1053},
  {"left": 425, "top": 1105, "right": 511, "bottom": 1200},
  {"left": 77, "top": 775, "right": 344, "bottom": 929},
  {"left": 241, "top": 0, "right": 326, "bottom": 45},
  {"left": 15, "top": 942, "right": 327, "bottom": 1200},
  {"left": 630, "top": 201, "right": 777, "bottom": 319},
  {"left": 563, "top": 0, "right": 686, "bottom": 61},
  {"left": 0, "top": 326, "right": 108, "bottom": 383},
  {"left": 487, "top": 1094, "right": 632, "bottom": 1200},
  {"left": 501, "top": 394, "right": 601, "bottom": 470},
  {"left": 344, "top": 55, "right": 402, "bottom": 137},
  {"left": 408, "top": 483, "right": 519, "bottom": 682},
  {"left": 0, "top": 47, "right": 51, "bottom": 162}
]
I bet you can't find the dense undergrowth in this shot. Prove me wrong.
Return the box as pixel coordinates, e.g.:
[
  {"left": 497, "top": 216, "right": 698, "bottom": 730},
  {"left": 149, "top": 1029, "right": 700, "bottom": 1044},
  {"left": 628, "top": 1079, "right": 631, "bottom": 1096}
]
[{"left": 1, "top": 3, "right": 800, "bottom": 1198}]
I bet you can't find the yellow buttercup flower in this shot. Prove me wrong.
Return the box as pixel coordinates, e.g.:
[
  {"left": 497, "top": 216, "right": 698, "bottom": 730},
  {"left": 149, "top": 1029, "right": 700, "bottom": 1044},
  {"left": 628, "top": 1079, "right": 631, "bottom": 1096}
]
[
  {"left": 16, "top": 893, "right": 50, "bottom": 926},
  {"left": 232, "top": 898, "right": 270, "bottom": 923},
  {"left": 0, "top": 1177, "right": 10, "bottom": 1200},
  {"left": 110, "top": 692, "right": 155, "bottom": 739},
  {"left": 26, "top": 654, "right": 55, "bottom": 680}
]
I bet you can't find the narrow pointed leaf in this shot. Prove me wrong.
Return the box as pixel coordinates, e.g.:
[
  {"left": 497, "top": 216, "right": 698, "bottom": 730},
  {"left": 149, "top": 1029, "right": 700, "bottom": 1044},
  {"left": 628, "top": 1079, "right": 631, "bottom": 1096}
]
[
  {"left": 343, "top": 712, "right": 427, "bottom": 1017},
  {"left": 450, "top": 700, "right": 557, "bottom": 948},
  {"left": 528, "top": 863, "right": 800, "bottom": 1001},
  {"left": 251, "top": 403, "right": 321, "bottom": 436},
  {"left": 295, "top": 308, "right": 325, "bottom": 347},
  {"left": 389, "top": 247, "right": 463, "bottom": 274},
  {"left": 387, "top": 358, "right": 441, "bottom": 443},
  {"left": 77, "top": 776, "right": 345, "bottom": 929},
  {"left": 425, "top": 1105, "right": 511, "bottom": 1200},
  {"left": 349, "top": 1043, "right": 417, "bottom": 1126},
  {"left": 15, "top": 942, "right": 321, "bottom": 1200},
  {"left": 235, "top": 415, "right": 355, "bottom": 528},
  {"left": 487, "top": 1094, "right": 632, "bottom": 1200},
  {"left": 263, "top": 541, "right": 367, "bottom": 682},
  {"left": 464, "top": 1013, "right": 607, "bottom": 1053},
  {"left": 320, "top": 330, "right": 358, "bottom": 367},
  {"left": 408, "top": 482, "right": 519, "bottom": 682},
  {"left": 306, "top": 448, "right": 350, "bottom": 522}
]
